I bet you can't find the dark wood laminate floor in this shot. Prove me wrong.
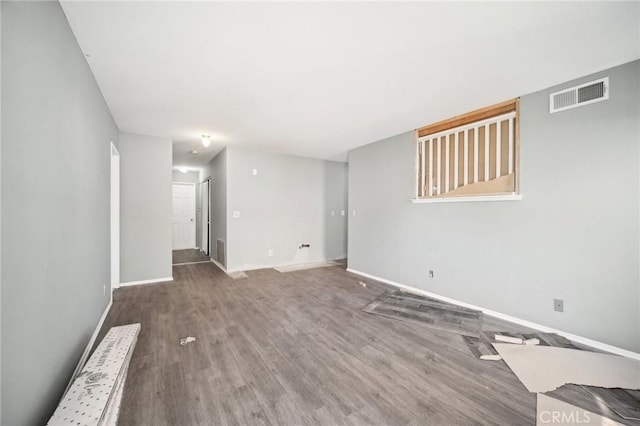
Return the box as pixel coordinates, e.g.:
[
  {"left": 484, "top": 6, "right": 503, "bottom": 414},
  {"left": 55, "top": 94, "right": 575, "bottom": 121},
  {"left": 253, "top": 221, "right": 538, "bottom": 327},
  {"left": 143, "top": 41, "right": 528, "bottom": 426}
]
[
  {"left": 173, "top": 249, "right": 210, "bottom": 265},
  {"left": 98, "top": 262, "right": 538, "bottom": 425}
]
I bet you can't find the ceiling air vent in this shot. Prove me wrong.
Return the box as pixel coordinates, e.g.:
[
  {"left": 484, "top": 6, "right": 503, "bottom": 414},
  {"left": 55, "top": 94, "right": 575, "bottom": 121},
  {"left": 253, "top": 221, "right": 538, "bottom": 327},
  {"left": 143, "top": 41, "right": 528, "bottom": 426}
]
[{"left": 549, "top": 77, "right": 608, "bottom": 113}]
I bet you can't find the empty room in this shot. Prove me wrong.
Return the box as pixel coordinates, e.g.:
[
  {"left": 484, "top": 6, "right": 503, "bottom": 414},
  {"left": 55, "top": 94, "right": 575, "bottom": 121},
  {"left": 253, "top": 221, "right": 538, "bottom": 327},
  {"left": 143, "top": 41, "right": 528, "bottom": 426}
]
[{"left": 1, "top": 1, "right": 639, "bottom": 425}]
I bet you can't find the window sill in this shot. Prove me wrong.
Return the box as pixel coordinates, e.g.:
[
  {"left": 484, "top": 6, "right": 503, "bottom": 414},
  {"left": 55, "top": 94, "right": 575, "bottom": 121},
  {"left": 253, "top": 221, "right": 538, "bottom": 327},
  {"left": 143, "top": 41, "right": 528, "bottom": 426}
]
[{"left": 412, "top": 194, "right": 523, "bottom": 204}]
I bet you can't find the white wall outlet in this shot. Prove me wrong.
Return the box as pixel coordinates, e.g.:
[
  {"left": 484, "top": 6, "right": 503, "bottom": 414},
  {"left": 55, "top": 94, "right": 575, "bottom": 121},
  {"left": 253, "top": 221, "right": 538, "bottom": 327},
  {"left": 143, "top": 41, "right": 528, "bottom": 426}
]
[
  {"left": 252, "top": 168, "right": 258, "bottom": 176},
  {"left": 341, "top": 210, "right": 345, "bottom": 216},
  {"left": 268, "top": 249, "right": 274, "bottom": 257},
  {"left": 554, "top": 298, "right": 564, "bottom": 312},
  {"left": 352, "top": 209, "right": 356, "bottom": 216},
  {"left": 331, "top": 211, "right": 335, "bottom": 216},
  {"left": 233, "top": 211, "right": 241, "bottom": 218}
]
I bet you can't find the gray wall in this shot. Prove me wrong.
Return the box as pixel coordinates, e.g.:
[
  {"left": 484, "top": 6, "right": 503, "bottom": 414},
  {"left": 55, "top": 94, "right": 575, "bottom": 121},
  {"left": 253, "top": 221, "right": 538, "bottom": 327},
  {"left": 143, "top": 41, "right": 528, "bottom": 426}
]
[
  {"left": 0, "top": 2, "right": 3, "bottom": 420},
  {"left": 120, "top": 132, "right": 172, "bottom": 283},
  {"left": 225, "top": 148, "right": 348, "bottom": 272},
  {"left": 348, "top": 60, "right": 639, "bottom": 353},
  {"left": 172, "top": 169, "right": 200, "bottom": 183},
  {"left": 172, "top": 169, "right": 201, "bottom": 250},
  {"left": 324, "top": 161, "right": 349, "bottom": 261},
  {"left": 0, "top": 3, "right": 4, "bottom": 420},
  {"left": 208, "top": 148, "right": 227, "bottom": 266},
  {"left": 1, "top": 2, "right": 119, "bottom": 424}
]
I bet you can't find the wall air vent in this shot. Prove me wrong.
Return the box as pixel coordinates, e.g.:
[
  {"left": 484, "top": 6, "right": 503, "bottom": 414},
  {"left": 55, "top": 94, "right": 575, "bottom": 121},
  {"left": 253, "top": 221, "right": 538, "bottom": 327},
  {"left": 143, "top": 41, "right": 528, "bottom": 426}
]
[
  {"left": 216, "top": 238, "right": 226, "bottom": 267},
  {"left": 550, "top": 77, "right": 608, "bottom": 113}
]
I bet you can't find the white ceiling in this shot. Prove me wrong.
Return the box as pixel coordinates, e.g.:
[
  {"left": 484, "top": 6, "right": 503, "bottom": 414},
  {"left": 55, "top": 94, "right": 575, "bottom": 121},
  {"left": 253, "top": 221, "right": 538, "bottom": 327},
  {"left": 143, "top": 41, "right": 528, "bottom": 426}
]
[{"left": 60, "top": 1, "right": 639, "bottom": 166}]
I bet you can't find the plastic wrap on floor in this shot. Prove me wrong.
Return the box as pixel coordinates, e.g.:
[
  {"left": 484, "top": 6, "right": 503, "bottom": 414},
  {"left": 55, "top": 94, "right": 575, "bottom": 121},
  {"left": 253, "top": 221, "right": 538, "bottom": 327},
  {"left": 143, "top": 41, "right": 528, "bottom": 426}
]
[
  {"left": 536, "top": 393, "right": 623, "bottom": 426},
  {"left": 581, "top": 387, "right": 640, "bottom": 421}
]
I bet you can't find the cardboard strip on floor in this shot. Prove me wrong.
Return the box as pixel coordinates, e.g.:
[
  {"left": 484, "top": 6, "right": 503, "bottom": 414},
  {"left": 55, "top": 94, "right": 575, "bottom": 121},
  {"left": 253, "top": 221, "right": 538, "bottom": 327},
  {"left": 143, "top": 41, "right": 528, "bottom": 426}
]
[
  {"left": 493, "top": 344, "right": 640, "bottom": 393},
  {"left": 228, "top": 270, "right": 249, "bottom": 280},
  {"left": 483, "top": 331, "right": 580, "bottom": 349},
  {"left": 48, "top": 324, "right": 141, "bottom": 426},
  {"left": 464, "top": 330, "right": 583, "bottom": 361}
]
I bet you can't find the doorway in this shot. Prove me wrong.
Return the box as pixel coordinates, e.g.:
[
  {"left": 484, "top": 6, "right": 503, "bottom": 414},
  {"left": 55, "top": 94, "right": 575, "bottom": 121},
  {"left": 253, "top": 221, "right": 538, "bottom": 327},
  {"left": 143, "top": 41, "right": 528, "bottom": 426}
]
[
  {"left": 110, "top": 142, "right": 120, "bottom": 295},
  {"left": 172, "top": 182, "right": 196, "bottom": 249}
]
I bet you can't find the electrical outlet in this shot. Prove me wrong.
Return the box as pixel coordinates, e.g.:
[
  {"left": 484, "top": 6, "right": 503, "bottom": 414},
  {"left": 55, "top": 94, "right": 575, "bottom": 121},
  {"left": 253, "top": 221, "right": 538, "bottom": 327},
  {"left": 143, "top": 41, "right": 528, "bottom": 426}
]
[
  {"left": 428, "top": 270, "right": 434, "bottom": 278},
  {"left": 554, "top": 299, "right": 564, "bottom": 312},
  {"left": 268, "top": 249, "right": 274, "bottom": 257}
]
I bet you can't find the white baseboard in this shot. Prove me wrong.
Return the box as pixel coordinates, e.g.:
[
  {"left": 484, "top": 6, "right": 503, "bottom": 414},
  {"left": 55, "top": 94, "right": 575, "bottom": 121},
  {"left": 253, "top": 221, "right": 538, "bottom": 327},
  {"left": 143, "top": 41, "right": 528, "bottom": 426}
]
[
  {"left": 63, "top": 298, "right": 112, "bottom": 396},
  {"left": 225, "top": 258, "right": 334, "bottom": 274},
  {"left": 274, "top": 260, "right": 339, "bottom": 273},
  {"left": 119, "top": 276, "right": 173, "bottom": 287},
  {"left": 172, "top": 260, "right": 212, "bottom": 266},
  {"left": 213, "top": 258, "right": 339, "bottom": 276},
  {"left": 347, "top": 268, "right": 640, "bottom": 360}
]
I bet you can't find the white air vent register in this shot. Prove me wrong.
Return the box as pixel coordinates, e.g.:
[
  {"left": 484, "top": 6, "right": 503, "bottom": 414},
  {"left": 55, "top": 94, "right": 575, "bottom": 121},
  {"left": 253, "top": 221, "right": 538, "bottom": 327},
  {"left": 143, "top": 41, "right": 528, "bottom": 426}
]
[{"left": 550, "top": 77, "right": 608, "bottom": 113}]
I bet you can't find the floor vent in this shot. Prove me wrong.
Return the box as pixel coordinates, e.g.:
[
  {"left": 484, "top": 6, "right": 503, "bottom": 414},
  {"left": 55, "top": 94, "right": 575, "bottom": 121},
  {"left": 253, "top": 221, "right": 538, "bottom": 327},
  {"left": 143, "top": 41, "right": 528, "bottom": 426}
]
[
  {"left": 216, "top": 239, "right": 226, "bottom": 267},
  {"left": 550, "top": 77, "right": 608, "bottom": 113}
]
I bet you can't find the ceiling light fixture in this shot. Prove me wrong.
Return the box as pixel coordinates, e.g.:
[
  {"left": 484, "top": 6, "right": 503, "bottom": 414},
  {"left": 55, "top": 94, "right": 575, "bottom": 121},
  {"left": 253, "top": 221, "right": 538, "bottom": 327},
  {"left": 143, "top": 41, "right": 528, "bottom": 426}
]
[
  {"left": 190, "top": 150, "right": 199, "bottom": 155},
  {"left": 201, "top": 135, "right": 211, "bottom": 147}
]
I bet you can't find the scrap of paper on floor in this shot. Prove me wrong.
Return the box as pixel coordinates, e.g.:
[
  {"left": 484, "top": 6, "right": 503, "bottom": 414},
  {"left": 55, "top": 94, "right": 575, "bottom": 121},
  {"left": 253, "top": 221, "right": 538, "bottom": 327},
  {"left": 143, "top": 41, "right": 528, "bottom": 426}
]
[{"left": 492, "top": 344, "right": 640, "bottom": 393}]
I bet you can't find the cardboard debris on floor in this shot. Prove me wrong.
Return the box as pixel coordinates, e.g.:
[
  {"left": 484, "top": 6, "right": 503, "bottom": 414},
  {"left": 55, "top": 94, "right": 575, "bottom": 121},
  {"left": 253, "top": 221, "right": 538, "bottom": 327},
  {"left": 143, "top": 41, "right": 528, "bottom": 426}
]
[
  {"left": 180, "top": 336, "right": 197, "bottom": 346},
  {"left": 544, "top": 383, "right": 640, "bottom": 425},
  {"left": 48, "top": 323, "right": 141, "bottom": 426},
  {"left": 495, "top": 334, "right": 523, "bottom": 344},
  {"left": 493, "top": 343, "right": 640, "bottom": 393},
  {"left": 483, "top": 333, "right": 640, "bottom": 425},
  {"left": 462, "top": 335, "right": 502, "bottom": 360},
  {"left": 362, "top": 290, "right": 483, "bottom": 337},
  {"left": 463, "top": 331, "right": 579, "bottom": 361},
  {"left": 484, "top": 331, "right": 579, "bottom": 349},
  {"left": 536, "top": 393, "right": 623, "bottom": 426},
  {"left": 228, "top": 271, "right": 249, "bottom": 280}
]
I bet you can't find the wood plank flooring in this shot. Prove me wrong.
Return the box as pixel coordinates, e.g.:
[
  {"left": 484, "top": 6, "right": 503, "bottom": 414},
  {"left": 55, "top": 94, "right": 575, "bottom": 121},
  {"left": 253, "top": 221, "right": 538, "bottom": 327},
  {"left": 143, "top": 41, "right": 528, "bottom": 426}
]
[
  {"left": 173, "top": 249, "right": 211, "bottom": 265},
  {"left": 362, "top": 290, "right": 484, "bottom": 337},
  {"left": 97, "top": 262, "right": 539, "bottom": 425}
]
